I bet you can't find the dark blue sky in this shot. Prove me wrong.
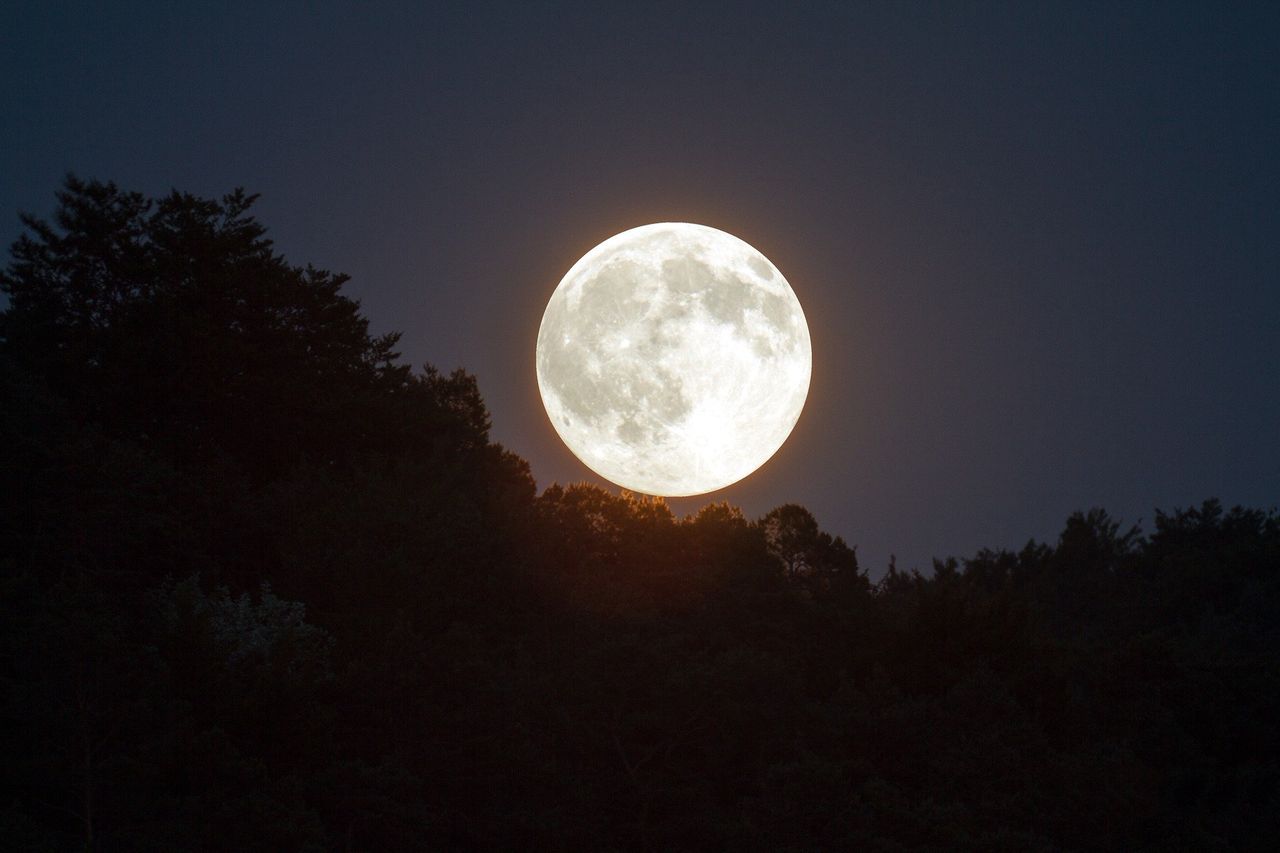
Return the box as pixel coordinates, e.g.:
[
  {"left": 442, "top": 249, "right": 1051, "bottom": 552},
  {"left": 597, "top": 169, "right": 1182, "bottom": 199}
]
[{"left": 3, "top": 1, "right": 1277, "bottom": 574}]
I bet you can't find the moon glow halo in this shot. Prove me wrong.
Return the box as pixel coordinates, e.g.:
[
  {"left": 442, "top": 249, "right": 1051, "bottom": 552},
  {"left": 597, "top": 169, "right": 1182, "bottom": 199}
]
[{"left": 536, "top": 223, "right": 811, "bottom": 497}]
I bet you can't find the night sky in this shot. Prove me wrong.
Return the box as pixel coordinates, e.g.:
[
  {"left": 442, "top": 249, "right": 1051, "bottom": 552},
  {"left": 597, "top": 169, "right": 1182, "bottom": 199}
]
[{"left": 3, "top": 1, "right": 1277, "bottom": 575}]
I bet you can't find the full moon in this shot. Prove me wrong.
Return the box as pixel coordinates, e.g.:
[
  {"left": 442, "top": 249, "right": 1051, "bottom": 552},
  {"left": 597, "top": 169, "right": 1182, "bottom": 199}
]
[{"left": 536, "top": 223, "right": 811, "bottom": 497}]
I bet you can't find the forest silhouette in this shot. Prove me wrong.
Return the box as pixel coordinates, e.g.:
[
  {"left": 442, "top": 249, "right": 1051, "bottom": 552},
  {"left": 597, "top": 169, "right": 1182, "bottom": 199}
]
[{"left": 2, "top": 178, "right": 1276, "bottom": 851}]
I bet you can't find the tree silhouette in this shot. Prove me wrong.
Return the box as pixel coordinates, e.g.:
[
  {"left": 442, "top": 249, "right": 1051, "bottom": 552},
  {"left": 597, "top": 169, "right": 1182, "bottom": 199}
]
[
  {"left": 2, "top": 178, "right": 1276, "bottom": 850},
  {"left": 1, "top": 176, "right": 419, "bottom": 482}
]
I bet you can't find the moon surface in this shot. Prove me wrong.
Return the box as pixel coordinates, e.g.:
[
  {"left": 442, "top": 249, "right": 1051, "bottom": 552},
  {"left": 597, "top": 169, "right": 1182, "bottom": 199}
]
[{"left": 536, "top": 223, "right": 811, "bottom": 497}]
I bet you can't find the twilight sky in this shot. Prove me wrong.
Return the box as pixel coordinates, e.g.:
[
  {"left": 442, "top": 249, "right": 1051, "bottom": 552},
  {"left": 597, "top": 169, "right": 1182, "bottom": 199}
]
[{"left": 3, "top": 1, "right": 1277, "bottom": 575}]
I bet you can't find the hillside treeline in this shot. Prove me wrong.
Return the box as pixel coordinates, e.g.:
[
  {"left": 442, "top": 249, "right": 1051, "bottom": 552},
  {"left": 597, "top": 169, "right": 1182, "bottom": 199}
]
[{"left": 2, "top": 179, "right": 1276, "bottom": 851}]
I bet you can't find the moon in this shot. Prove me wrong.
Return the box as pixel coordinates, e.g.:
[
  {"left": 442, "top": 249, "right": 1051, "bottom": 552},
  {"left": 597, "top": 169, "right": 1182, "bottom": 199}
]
[{"left": 536, "top": 223, "right": 811, "bottom": 497}]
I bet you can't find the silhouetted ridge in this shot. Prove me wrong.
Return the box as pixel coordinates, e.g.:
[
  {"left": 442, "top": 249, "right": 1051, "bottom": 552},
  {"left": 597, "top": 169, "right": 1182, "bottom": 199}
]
[{"left": 2, "top": 178, "right": 1276, "bottom": 850}]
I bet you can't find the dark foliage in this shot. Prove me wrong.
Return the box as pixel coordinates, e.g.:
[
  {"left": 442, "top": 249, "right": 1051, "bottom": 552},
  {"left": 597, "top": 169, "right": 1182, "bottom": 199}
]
[{"left": 2, "top": 178, "right": 1276, "bottom": 850}]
